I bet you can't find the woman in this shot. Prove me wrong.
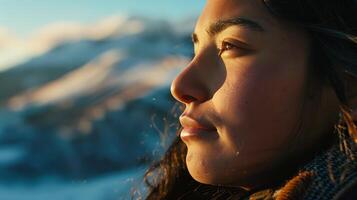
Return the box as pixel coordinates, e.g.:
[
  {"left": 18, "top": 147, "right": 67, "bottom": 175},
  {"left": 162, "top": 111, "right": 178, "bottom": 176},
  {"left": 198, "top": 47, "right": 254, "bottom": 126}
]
[{"left": 144, "top": 0, "right": 357, "bottom": 199}]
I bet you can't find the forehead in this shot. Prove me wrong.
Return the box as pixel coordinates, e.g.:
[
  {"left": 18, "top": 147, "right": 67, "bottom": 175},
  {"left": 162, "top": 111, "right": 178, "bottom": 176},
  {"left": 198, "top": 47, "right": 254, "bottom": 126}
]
[{"left": 195, "top": 0, "right": 277, "bottom": 33}]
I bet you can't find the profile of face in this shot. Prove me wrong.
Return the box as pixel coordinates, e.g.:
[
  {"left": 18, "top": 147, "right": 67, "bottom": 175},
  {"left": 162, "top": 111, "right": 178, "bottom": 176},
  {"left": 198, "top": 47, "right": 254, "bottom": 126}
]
[{"left": 170, "top": 0, "right": 339, "bottom": 189}]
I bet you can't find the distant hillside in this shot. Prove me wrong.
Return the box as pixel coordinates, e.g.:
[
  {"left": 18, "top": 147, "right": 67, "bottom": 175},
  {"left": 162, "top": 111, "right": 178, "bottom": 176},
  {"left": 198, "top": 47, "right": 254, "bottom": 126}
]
[{"left": 0, "top": 16, "right": 193, "bottom": 182}]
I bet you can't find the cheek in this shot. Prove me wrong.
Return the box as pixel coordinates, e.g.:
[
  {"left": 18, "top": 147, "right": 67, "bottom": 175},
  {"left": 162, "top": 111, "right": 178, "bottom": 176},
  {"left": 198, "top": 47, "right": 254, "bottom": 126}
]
[{"left": 213, "top": 58, "right": 307, "bottom": 154}]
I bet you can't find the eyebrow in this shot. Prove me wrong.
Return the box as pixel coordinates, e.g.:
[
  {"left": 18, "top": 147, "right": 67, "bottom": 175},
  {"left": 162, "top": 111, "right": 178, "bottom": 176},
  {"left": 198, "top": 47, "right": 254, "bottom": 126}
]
[{"left": 192, "top": 17, "right": 265, "bottom": 43}]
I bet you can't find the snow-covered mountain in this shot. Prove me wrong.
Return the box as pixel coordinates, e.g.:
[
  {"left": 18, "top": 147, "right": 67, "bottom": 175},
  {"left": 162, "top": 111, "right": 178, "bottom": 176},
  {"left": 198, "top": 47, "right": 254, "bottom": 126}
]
[
  {"left": 0, "top": 16, "right": 193, "bottom": 198},
  {"left": 0, "top": 16, "right": 193, "bottom": 104}
]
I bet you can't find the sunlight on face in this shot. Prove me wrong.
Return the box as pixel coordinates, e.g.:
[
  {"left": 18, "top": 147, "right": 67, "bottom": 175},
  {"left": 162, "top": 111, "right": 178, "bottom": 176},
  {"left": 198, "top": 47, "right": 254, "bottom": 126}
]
[{"left": 170, "top": 0, "right": 339, "bottom": 189}]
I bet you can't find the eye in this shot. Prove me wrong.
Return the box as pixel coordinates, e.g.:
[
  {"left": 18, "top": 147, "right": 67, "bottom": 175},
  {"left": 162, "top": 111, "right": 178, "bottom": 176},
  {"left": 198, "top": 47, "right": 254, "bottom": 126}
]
[{"left": 218, "top": 41, "right": 238, "bottom": 56}]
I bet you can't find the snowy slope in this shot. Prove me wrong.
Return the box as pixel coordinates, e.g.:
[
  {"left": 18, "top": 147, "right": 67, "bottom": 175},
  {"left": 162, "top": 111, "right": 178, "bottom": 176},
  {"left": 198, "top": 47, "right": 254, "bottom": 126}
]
[
  {"left": 0, "top": 16, "right": 193, "bottom": 199},
  {"left": 0, "top": 166, "right": 147, "bottom": 200}
]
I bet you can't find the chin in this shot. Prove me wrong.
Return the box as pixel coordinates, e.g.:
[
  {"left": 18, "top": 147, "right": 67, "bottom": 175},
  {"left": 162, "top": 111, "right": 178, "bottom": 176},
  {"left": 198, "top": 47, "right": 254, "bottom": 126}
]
[
  {"left": 185, "top": 147, "right": 271, "bottom": 187},
  {"left": 187, "top": 165, "right": 220, "bottom": 185},
  {"left": 187, "top": 160, "right": 263, "bottom": 189},
  {"left": 185, "top": 152, "right": 239, "bottom": 186},
  {"left": 187, "top": 164, "right": 245, "bottom": 187},
  {"left": 185, "top": 152, "right": 219, "bottom": 184}
]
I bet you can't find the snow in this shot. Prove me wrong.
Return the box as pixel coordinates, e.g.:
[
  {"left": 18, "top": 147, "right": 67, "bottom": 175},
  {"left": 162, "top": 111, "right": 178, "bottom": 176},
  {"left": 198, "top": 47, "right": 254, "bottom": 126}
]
[
  {"left": 0, "top": 166, "right": 147, "bottom": 200},
  {"left": 0, "top": 146, "right": 26, "bottom": 165}
]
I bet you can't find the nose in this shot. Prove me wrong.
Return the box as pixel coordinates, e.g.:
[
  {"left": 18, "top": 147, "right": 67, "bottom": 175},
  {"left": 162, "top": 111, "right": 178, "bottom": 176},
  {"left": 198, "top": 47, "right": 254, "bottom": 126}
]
[{"left": 170, "top": 58, "right": 212, "bottom": 104}]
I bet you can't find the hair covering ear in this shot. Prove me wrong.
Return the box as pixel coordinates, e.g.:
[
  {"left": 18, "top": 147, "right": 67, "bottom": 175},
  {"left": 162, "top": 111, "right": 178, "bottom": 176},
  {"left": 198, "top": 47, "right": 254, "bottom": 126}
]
[{"left": 352, "top": 110, "right": 357, "bottom": 122}]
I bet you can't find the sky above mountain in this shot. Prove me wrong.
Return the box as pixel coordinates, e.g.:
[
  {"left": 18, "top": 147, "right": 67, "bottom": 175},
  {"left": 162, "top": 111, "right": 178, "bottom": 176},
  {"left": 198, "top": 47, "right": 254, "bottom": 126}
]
[{"left": 0, "top": 0, "right": 205, "bottom": 37}]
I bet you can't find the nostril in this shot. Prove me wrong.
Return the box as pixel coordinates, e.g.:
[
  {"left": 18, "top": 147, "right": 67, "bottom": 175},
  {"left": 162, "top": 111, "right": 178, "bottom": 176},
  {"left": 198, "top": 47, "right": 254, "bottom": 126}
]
[{"left": 181, "top": 95, "right": 197, "bottom": 103}]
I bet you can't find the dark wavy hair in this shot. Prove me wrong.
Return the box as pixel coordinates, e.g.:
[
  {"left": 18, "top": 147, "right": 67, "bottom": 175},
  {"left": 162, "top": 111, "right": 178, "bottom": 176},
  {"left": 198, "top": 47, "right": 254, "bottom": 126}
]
[{"left": 142, "top": 0, "right": 357, "bottom": 199}]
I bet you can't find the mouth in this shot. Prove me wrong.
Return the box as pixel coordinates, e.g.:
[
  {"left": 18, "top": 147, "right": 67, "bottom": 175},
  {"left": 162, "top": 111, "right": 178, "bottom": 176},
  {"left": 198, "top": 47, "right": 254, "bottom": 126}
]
[{"left": 179, "top": 115, "right": 217, "bottom": 141}]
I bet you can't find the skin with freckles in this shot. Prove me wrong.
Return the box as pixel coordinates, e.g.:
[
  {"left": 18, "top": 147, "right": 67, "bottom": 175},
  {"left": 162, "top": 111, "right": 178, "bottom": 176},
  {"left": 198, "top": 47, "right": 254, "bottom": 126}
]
[{"left": 170, "top": 0, "right": 340, "bottom": 189}]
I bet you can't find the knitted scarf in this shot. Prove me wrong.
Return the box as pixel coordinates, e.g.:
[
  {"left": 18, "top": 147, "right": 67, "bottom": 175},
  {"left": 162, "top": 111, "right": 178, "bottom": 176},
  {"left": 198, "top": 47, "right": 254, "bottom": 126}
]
[{"left": 272, "top": 135, "right": 357, "bottom": 200}]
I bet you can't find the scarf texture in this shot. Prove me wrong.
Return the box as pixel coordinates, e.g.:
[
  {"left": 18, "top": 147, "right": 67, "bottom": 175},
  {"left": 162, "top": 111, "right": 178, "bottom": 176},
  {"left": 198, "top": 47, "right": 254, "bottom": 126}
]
[{"left": 272, "top": 135, "right": 357, "bottom": 200}]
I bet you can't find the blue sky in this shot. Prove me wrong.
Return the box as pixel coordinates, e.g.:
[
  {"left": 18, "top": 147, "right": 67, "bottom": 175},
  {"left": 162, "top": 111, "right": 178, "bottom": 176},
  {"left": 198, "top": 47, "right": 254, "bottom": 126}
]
[{"left": 0, "top": 0, "right": 205, "bottom": 36}]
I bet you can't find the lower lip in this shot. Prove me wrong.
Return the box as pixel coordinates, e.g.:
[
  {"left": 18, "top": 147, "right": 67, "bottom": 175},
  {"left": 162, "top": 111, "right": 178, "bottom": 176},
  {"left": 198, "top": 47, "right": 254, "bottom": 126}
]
[{"left": 180, "top": 128, "right": 217, "bottom": 141}]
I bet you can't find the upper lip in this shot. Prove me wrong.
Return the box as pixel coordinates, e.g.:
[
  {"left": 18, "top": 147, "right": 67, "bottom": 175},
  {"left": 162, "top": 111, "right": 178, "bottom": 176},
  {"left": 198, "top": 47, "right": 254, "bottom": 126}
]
[{"left": 179, "top": 114, "right": 216, "bottom": 131}]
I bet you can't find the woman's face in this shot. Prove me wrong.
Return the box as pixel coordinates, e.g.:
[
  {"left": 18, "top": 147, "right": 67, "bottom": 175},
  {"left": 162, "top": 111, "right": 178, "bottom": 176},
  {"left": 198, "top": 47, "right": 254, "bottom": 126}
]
[{"left": 171, "top": 0, "right": 338, "bottom": 188}]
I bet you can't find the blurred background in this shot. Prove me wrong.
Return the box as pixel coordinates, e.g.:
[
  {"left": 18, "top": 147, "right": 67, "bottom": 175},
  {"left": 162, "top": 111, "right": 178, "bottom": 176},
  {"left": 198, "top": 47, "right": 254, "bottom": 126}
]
[{"left": 0, "top": 0, "right": 204, "bottom": 199}]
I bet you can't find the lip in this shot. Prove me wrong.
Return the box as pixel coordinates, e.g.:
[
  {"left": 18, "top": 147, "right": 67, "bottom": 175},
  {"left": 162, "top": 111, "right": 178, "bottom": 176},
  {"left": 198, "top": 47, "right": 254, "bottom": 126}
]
[{"left": 179, "top": 115, "right": 217, "bottom": 140}]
